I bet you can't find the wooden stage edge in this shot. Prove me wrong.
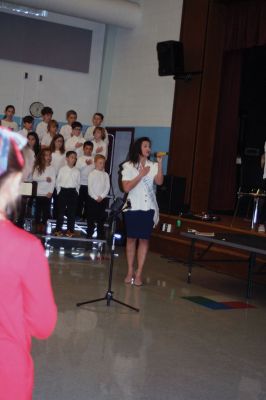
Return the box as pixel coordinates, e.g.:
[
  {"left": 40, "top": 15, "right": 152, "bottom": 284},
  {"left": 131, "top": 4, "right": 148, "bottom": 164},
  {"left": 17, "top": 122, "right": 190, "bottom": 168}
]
[{"left": 150, "top": 213, "right": 266, "bottom": 285}]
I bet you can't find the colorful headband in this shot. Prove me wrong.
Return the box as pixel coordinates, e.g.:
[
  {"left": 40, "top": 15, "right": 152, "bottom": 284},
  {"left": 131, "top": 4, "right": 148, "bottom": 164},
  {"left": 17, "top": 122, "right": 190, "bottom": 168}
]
[{"left": 0, "top": 127, "right": 27, "bottom": 176}]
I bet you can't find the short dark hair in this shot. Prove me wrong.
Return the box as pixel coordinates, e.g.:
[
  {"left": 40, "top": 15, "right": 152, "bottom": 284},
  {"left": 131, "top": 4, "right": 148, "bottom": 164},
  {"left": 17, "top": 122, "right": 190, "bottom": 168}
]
[
  {"left": 71, "top": 121, "right": 83, "bottom": 130},
  {"left": 23, "top": 115, "right": 34, "bottom": 124},
  {"left": 93, "top": 112, "right": 104, "bottom": 120},
  {"left": 66, "top": 110, "right": 77, "bottom": 118},
  {"left": 41, "top": 106, "right": 53, "bottom": 116},
  {"left": 5, "top": 105, "right": 15, "bottom": 113},
  {"left": 83, "top": 140, "right": 93, "bottom": 148},
  {"left": 128, "top": 137, "right": 151, "bottom": 164},
  {"left": 66, "top": 150, "right": 77, "bottom": 158}
]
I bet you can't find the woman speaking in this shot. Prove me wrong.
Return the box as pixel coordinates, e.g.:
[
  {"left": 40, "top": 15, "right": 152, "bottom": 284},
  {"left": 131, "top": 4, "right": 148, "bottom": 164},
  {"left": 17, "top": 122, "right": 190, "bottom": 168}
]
[
  {"left": 122, "top": 137, "right": 163, "bottom": 286},
  {"left": 0, "top": 128, "right": 57, "bottom": 399}
]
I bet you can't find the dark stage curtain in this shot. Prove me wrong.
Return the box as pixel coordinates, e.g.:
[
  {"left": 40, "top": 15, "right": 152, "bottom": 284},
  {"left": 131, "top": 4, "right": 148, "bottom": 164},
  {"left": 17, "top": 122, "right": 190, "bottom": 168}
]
[
  {"left": 209, "top": 0, "right": 266, "bottom": 211},
  {"left": 209, "top": 51, "right": 242, "bottom": 211},
  {"left": 224, "top": 0, "right": 266, "bottom": 51}
]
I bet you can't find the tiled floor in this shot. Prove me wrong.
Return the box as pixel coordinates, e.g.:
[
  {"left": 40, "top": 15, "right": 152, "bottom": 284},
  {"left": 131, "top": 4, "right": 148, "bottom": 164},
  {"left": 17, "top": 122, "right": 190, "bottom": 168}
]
[{"left": 32, "top": 244, "right": 266, "bottom": 400}]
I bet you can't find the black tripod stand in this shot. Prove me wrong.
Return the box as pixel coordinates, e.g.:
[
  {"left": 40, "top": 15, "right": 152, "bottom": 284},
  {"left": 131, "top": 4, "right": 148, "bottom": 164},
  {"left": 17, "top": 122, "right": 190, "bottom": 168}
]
[{"left": 76, "top": 202, "right": 139, "bottom": 312}]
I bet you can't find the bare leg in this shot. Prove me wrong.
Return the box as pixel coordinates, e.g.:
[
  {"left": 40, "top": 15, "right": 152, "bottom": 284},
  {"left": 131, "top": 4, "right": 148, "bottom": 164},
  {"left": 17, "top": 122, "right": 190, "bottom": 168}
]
[
  {"left": 135, "top": 239, "right": 149, "bottom": 285},
  {"left": 125, "top": 237, "right": 137, "bottom": 283}
]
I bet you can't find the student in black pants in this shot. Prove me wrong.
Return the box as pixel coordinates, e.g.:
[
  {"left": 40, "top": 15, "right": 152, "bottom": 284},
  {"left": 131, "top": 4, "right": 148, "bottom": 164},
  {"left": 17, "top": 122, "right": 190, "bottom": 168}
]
[
  {"left": 87, "top": 155, "right": 110, "bottom": 238},
  {"left": 55, "top": 151, "right": 80, "bottom": 237}
]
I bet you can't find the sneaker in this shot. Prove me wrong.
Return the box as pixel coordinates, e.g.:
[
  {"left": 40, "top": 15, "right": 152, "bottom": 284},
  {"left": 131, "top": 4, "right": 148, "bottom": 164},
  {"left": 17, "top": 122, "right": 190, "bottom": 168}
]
[
  {"left": 54, "top": 230, "right": 63, "bottom": 237},
  {"left": 258, "top": 224, "right": 265, "bottom": 233}
]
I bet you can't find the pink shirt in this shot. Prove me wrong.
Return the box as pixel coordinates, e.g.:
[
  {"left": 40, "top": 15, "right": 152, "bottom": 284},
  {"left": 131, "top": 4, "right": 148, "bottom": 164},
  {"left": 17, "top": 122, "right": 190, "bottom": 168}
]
[{"left": 0, "top": 220, "right": 57, "bottom": 399}]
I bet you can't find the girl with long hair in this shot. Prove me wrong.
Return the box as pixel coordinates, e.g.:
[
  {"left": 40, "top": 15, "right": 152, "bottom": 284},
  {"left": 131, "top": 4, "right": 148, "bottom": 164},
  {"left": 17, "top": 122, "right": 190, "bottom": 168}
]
[
  {"left": 50, "top": 134, "right": 66, "bottom": 218},
  {"left": 32, "top": 149, "right": 56, "bottom": 233}
]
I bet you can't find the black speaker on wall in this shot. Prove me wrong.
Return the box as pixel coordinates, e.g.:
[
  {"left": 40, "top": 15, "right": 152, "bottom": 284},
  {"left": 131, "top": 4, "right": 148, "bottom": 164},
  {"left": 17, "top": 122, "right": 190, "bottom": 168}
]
[
  {"left": 156, "top": 175, "right": 186, "bottom": 215},
  {"left": 156, "top": 41, "right": 184, "bottom": 76}
]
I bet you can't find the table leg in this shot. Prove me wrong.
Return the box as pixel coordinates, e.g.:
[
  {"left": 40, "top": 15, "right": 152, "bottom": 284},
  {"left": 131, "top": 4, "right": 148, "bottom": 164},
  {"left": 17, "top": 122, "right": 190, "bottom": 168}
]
[
  {"left": 187, "top": 238, "right": 196, "bottom": 284},
  {"left": 247, "top": 252, "right": 256, "bottom": 299},
  {"left": 251, "top": 197, "right": 259, "bottom": 230}
]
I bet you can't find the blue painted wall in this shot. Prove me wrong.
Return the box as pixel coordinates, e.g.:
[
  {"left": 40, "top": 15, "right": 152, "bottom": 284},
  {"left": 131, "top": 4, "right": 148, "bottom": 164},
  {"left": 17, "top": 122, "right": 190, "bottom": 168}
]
[{"left": 134, "top": 126, "right": 171, "bottom": 174}]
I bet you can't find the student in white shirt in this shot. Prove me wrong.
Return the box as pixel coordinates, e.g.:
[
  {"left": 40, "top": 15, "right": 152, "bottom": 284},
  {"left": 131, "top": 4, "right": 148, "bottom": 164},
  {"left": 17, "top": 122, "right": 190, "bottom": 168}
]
[
  {"left": 36, "top": 106, "right": 53, "bottom": 141},
  {"left": 55, "top": 151, "right": 80, "bottom": 237},
  {"left": 32, "top": 149, "right": 55, "bottom": 233},
  {"left": 121, "top": 137, "right": 163, "bottom": 286},
  {"left": 50, "top": 134, "right": 65, "bottom": 175},
  {"left": 65, "top": 121, "right": 85, "bottom": 158},
  {"left": 41, "top": 119, "right": 58, "bottom": 149},
  {"left": 16, "top": 132, "right": 38, "bottom": 229},
  {"left": 0, "top": 105, "right": 18, "bottom": 131},
  {"left": 17, "top": 115, "right": 34, "bottom": 138},
  {"left": 76, "top": 141, "right": 94, "bottom": 219},
  {"left": 59, "top": 110, "right": 77, "bottom": 141},
  {"left": 50, "top": 134, "right": 66, "bottom": 218},
  {"left": 92, "top": 127, "right": 108, "bottom": 159},
  {"left": 84, "top": 112, "right": 109, "bottom": 145},
  {"left": 87, "top": 154, "right": 110, "bottom": 238}
]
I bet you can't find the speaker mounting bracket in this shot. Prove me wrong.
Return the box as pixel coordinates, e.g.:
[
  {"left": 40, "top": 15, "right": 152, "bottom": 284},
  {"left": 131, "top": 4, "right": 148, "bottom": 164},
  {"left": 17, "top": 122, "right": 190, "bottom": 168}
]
[{"left": 173, "top": 70, "right": 202, "bottom": 82}]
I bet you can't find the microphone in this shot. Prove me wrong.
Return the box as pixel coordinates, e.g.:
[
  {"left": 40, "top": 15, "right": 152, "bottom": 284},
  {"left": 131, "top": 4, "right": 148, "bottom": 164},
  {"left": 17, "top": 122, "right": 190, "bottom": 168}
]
[
  {"left": 123, "top": 199, "right": 131, "bottom": 210},
  {"left": 153, "top": 152, "right": 169, "bottom": 157}
]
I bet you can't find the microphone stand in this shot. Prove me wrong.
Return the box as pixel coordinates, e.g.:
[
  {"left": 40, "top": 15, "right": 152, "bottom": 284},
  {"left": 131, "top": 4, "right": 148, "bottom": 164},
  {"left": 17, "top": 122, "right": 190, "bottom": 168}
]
[{"left": 76, "top": 203, "right": 139, "bottom": 312}]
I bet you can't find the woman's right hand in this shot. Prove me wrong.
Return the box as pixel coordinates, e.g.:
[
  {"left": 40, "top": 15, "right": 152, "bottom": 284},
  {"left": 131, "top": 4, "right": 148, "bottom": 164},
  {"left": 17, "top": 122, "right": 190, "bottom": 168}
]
[{"left": 140, "top": 166, "right": 150, "bottom": 177}]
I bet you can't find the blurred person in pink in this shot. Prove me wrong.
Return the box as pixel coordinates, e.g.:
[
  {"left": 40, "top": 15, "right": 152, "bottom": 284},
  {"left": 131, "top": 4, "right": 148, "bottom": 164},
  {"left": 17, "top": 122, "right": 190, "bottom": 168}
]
[{"left": 0, "top": 127, "right": 57, "bottom": 400}]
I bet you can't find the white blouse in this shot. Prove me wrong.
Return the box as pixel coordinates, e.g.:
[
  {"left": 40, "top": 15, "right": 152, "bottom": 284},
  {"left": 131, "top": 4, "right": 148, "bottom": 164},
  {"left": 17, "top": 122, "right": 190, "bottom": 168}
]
[
  {"left": 121, "top": 160, "right": 159, "bottom": 211},
  {"left": 60, "top": 124, "right": 72, "bottom": 141},
  {"left": 91, "top": 139, "right": 108, "bottom": 159},
  {"left": 1, "top": 119, "right": 18, "bottom": 132},
  {"left": 76, "top": 155, "right": 94, "bottom": 185},
  {"left": 51, "top": 151, "right": 66, "bottom": 176},
  {"left": 88, "top": 169, "right": 110, "bottom": 200},
  {"left": 41, "top": 132, "right": 54, "bottom": 147},
  {"left": 36, "top": 121, "right": 48, "bottom": 141},
  {"left": 22, "top": 146, "right": 35, "bottom": 182},
  {"left": 32, "top": 165, "right": 56, "bottom": 196},
  {"left": 56, "top": 165, "right": 80, "bottom": 194},
  {"left": 65, "top": 136, "right": 85, "bottom": 157}
]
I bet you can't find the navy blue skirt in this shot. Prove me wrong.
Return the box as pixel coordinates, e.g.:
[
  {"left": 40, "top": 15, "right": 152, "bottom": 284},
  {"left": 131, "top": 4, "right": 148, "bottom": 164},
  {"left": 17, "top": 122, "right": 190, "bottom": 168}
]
[{"left": 124, "top": 210, "right": 155, "bottom": 239}]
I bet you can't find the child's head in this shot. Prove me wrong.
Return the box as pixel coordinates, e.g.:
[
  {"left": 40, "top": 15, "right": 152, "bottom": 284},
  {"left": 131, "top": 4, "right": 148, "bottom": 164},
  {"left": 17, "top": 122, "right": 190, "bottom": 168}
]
[
  {"left": 93, "top": 127, "right": 105, "bottom": 141},
  {"left": 4, "top": 105, "right": 15, "bottom": 120},
  {"left": 50, "top": 134, "right": 65, "bottom": 154},
  {"left": 22, "top": 115, "right": 34, "bottom": 131},
  {"left": 47, "top": 119, "right": 58, "bottom": 136},
  {"left": 71, "top": 121, "right": 83, "bottom": 137},
  {"left": 66, "top": 150, "right": 77, "bottom": 167},
  {"left": 41, "top": 106, "right": 53, "bottom": 123},
  {"left": 34, "top": 148, "right": 51, "bottom": 173},
  {"left": 83, "top": 141, "right": 93, "bottom": 156},
  {"left": 27, "top": 131, "right": 40, "bottom": 156},
  {"left": 94, "top": 154, "right": 106, "bottom": 171},
  {"left": 66, "top": 110, "right": 77, "bottom": 125},
  {"left": 92, "top": 112, "right": 104, "bottom": 127}
]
